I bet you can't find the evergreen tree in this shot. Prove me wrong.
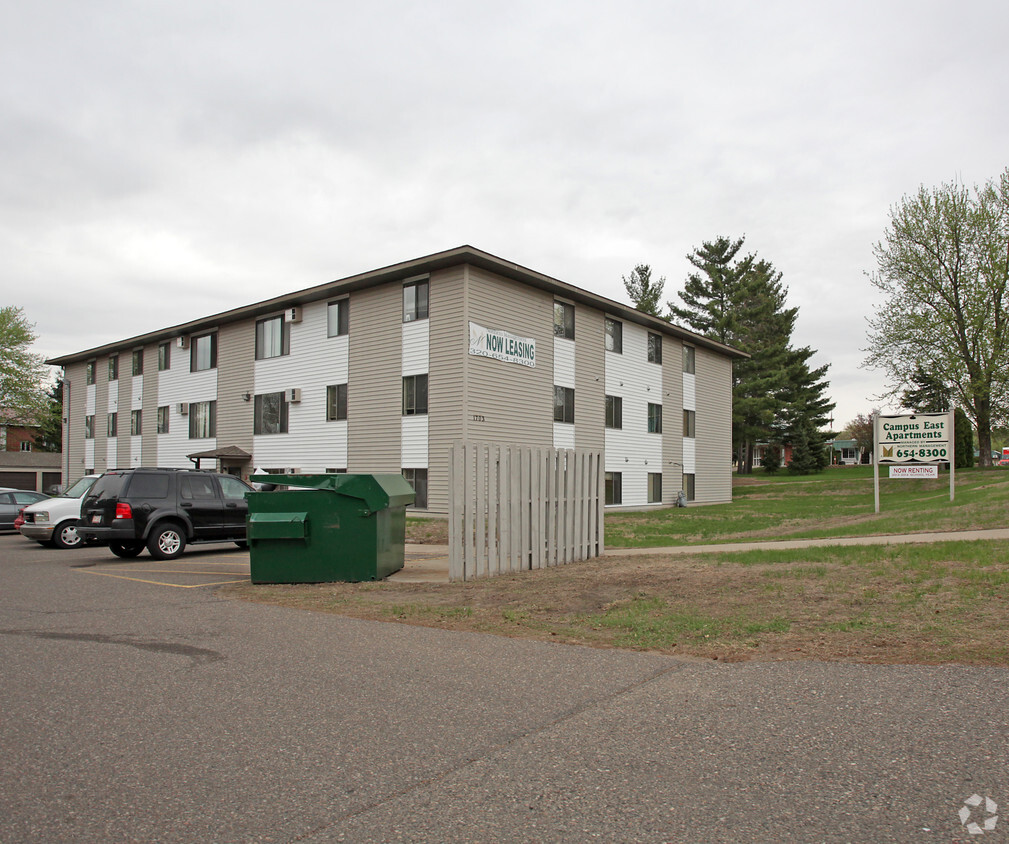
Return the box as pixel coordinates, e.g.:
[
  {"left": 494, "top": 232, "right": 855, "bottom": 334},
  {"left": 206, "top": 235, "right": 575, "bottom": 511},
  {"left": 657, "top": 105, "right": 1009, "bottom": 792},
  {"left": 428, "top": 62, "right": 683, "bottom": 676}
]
[
  {"left": 787, "top": 420, "right": 829, "bottom": 475},
  {"left": 622, "top": 264, "right": 666, "bottom": 317},
  {"left": 670, "top": 236, "right": 834, "bottom": 473},
  {"left": 35, "top": 375, "right": 63, "bottom": 453},
  {"left": 669, "top": 236, "right": 753, "bottom": 343},
  {"left": 955, "top": 407, "right": 974, "bottom": 468}
]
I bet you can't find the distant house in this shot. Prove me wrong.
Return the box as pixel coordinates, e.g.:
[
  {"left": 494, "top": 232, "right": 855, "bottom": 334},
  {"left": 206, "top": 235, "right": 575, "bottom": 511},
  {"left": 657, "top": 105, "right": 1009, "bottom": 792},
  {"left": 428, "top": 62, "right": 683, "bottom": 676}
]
[
  {"left": 0, "top": 410, "right": 61, "bottom": 491},
  {"left": 829, "top": 438, "right": 861, "bottom": 465}
]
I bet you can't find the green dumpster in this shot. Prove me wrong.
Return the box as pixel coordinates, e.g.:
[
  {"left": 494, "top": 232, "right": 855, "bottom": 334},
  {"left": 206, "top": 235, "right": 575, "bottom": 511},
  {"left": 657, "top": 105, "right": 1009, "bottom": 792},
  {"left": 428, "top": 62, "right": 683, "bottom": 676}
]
[{"left": 246, "top": 473, "right": 415, "bottom": 584}]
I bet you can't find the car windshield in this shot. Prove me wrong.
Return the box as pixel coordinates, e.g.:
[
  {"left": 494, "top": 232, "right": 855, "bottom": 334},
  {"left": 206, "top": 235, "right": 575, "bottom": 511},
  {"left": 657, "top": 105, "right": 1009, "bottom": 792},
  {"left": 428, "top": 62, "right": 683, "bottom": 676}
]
[{"left": 61, "top": 476, "right": 99, "bottom": 499}]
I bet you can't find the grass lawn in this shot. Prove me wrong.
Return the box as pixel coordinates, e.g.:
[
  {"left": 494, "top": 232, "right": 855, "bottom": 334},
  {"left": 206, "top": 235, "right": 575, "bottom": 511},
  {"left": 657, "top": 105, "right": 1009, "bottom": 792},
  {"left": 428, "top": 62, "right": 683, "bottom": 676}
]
[{"left": 223, "top": 465, "right": 1009, "bottom": 665}]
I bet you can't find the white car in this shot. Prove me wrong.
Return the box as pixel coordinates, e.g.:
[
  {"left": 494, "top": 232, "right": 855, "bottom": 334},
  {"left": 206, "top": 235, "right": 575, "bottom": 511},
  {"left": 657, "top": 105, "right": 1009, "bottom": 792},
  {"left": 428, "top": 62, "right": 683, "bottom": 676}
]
[{"left": 20, "top": 475, "right": 101, "bottom": 549}]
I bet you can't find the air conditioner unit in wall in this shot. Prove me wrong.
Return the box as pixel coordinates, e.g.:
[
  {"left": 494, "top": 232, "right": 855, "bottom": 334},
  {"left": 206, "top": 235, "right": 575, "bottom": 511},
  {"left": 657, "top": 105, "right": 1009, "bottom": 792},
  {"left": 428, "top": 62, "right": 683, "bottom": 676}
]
[
  {"left": 177, "top": 336, "right": 190, "bottom": 349},
  {"left": 287, "top": 307, "right": 302, "bottom": 323},
  {"left": 177, "top": 402, "right": 189, "bottom": 415},
  {"left": 288, "top": 388, "right": 302, "bottom": 403}
]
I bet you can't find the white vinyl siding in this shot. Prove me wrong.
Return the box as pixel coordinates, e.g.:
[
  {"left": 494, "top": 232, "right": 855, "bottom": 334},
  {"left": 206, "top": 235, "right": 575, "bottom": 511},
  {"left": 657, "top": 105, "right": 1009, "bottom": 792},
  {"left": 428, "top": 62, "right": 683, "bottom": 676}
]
[
  {"left": 604, "top": 321, "right": 663, "bottom": 507},
  {"left": 157, "top": 345, "right": 218, "bottom": 468},
  {"left": 253, "top": 299, "right": 349, "bottom": 472},
  {"left": 401, "top": 319, "right": 429, "bottom": 467}
]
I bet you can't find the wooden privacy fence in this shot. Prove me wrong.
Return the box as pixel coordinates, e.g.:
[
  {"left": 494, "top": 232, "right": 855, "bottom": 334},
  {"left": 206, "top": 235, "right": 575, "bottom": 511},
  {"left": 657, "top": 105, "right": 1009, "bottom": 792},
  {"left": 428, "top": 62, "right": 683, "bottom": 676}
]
[{"left": 449, "top": 441, "right": 604, "bottom": 581}]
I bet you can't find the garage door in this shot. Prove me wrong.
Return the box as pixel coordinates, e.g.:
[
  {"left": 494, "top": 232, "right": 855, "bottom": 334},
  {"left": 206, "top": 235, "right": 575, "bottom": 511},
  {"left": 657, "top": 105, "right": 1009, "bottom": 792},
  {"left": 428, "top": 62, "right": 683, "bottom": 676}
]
[{"left": 0, "top": 472, "right": 37, "bottom": 490}]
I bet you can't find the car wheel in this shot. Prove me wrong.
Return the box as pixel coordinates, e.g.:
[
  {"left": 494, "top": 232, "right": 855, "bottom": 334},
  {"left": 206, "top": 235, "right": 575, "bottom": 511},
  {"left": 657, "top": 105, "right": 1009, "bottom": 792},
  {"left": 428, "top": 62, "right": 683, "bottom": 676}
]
[
  {"left": 53, "top": 521, "right": 83, "bottom": 549},
  {"left": 148, "top": 524, "right": 186, "bottom": 560},
  {"left": 109, "top": 541, "right": 144, "bottom": 558}
]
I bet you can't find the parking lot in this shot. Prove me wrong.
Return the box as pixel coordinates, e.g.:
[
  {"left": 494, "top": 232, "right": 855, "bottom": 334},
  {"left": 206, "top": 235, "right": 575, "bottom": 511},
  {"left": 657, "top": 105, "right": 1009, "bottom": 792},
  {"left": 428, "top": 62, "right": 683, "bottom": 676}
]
[
  {"left": 66, "top": 542, "right": 252, "bottom": 588},
  {"left": 4, "top": 531, "right": 1009, "bottom": 842}
]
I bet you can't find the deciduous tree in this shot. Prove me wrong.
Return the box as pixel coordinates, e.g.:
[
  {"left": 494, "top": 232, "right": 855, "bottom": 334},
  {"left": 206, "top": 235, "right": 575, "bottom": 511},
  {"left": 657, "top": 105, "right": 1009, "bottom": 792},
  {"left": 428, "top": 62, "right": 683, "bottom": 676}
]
[
  {"left": 864, "top": 168, "right": 1009, "bottom": 466},
  {"left": 0, "top": 306, "right": 49, "bottom": 424}
]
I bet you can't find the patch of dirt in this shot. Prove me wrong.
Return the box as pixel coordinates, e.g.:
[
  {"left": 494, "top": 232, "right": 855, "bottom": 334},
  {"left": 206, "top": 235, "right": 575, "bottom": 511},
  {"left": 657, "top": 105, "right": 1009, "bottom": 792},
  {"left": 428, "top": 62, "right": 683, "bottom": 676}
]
[{"left": 222, "top": 547, "right": 1009, "bottom": 666}]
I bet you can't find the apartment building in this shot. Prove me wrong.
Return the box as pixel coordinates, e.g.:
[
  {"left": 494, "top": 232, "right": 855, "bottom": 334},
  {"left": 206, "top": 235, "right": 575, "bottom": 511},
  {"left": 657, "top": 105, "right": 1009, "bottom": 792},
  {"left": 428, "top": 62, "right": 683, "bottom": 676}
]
[{"left": 50, "top": 246, "right": 744, "bottom": 512}]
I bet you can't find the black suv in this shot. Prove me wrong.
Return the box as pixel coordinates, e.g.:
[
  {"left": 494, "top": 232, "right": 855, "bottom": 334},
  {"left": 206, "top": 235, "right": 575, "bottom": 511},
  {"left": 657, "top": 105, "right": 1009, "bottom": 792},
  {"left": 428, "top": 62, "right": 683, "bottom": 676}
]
[{"left": 78, "top": 468, "right": 254, "bottom": 560}]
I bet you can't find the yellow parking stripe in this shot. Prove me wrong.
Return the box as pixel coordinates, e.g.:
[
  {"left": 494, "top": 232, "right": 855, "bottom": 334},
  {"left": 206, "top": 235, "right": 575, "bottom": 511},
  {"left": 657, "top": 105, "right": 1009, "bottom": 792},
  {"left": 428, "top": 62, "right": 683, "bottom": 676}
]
[{"left": 75, "top": 570, "right": 249, "bottom": 588}]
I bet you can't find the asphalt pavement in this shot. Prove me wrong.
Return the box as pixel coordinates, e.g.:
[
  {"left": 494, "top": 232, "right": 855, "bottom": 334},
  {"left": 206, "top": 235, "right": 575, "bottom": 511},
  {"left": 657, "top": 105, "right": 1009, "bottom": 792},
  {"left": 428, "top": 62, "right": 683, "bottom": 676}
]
[{"left": 2, "top": 533, "right": 1008, "bottom": 843}]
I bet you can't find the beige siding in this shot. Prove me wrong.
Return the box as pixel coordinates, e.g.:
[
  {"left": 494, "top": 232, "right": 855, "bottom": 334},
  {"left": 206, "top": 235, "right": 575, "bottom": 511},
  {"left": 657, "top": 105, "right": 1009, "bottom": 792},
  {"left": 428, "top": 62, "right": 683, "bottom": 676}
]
[
  {"left": 348, "top": 283, "right": 402, "bottom": 473},
  {"left": 216, "top": 321, "right": 255, "bottom": 457},
  {"left": 695, "top": 347, "right": 733, "bottom": 503},
  {"left": 574, "top": 308, "right": 605, "bottom": 452},
  {"left": 463, "top": 266, "right": 554, "bottom": 445},
  {"left": 427, "top": 266, "right": 466, "bottom": 513},
  {"left": 662, "top": 339, "right": 685, "bottom": 503},
  {"left": 64, "top": 362, "right": 88, "bottom": 484},
  {"left": 142, "top": 345, "right": 159, "bottom": 464}
]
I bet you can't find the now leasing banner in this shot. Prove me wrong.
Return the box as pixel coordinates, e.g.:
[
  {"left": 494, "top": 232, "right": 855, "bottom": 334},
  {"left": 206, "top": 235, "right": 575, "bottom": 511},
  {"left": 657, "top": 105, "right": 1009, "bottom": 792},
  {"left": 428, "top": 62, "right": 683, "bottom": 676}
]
[{"left": 468, "top": 322, "right": 536, "bottom": 368}]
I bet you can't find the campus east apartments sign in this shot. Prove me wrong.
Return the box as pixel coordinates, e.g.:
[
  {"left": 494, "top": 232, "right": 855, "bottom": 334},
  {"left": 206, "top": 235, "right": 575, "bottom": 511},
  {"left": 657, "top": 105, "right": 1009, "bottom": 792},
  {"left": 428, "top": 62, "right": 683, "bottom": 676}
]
[
  {"left": 468, "top": 322, "right": 536, "bottom": 368},
  {"left": 875, "top": 412, "right": 951, "bottom": 463}
]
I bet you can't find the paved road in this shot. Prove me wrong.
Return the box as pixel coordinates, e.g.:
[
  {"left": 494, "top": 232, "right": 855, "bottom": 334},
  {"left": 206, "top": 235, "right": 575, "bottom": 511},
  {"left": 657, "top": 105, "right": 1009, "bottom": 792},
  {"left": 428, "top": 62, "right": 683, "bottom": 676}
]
[{"left": 2, "top": 533, "right": 1008, "bottom": 843}]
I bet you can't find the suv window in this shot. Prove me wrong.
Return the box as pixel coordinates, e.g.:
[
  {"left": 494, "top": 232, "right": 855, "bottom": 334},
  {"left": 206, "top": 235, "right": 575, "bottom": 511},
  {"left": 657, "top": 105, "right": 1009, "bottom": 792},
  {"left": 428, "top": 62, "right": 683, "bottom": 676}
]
[
  {"left": 219, "top": 475, "right": 252, "bottom": 500},
  {"left": 126, "top": 473, "right": 171, "bottom": 499},
  {"left": 180, "top": 474, "right": 217, "bottom": 500},
  {"left": 89, "top": 473, "right": 128, "bottom": 500}
]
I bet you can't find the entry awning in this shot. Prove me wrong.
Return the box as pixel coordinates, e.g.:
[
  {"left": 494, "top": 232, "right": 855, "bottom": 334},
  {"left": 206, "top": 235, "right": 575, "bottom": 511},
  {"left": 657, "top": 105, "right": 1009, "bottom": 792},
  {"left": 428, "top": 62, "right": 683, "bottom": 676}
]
[{"left": 187, "top": 445, "right": 252, "bottom": 469}]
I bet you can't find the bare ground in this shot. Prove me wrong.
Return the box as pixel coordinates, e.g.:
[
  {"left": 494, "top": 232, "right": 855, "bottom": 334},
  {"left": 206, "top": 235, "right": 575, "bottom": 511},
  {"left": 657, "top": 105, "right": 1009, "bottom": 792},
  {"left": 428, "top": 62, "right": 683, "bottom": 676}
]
[{"left": 222, "top": 542, "right": 1009, "bottom": 666}]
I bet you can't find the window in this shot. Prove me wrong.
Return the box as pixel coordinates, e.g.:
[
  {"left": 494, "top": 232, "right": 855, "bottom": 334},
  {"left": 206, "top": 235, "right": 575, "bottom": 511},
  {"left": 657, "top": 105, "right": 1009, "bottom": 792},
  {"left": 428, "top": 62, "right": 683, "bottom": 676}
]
[
  {"left": 191, "top": 333, "right": 217, "bottom": 372},
  {"left": 683, "top": 473, "right": 695, "bottom": 501},
  {"left": 403, "top": 280, "right": 429, "bottom": 322},
  {"left": 20, "top": 441, "right": 32, "bottom": 452},
  {"left": 605, "top": 318, "right": 622, "bottom": 353},
  {"left": 255, "top": 315, "right": 289, "bottom": 360},
  {"left": 648, "top": 403, "right": 663, "bottom": 434},
  {"left": 158, "top": 342, "right": 170, "bottom": 371},
  {"left": 180, "top": 474, "right": 216, "bottom": 500},
  {"left": 402, "top": 374, "right": 428, "bottom": 415},
  {"left": 132, "top": 349, "right": 144, "bottom": 376},
  {"left": 85, "top": 415, "right": 95, "bottom": 438},
  {"left": 605, "top": 395, "right": 622, "bottom": 429},
  {"left": 107, "top": 414, "right": 118, "bottom": 437},
  {"left": 683, "top": 345, "right": 695, "bottom": 374},
  {"left": 254, "top": 392, "right": 289, "bottom": 435},
  {"left": 648, "top": 473, "right": 662, "bottom": 504},
  {"left": 131, "top": 410, "right": 142, "bottom": 436},
  {"left": 684, "top": 409, "right": 696, "bottom": 438},
  {"left": 157, "top": 406, "right": 169, "bottom": 434},
  {"left": 605, "top": 471, "right": 623, "bottom": 505},
  {"left": 553, "top": 301, "right": 574, "bottom": 339},
  {"left": 402, "top": 468, "right": 428, "bottom": 509},
  {"left": 108, "top": 355, "right": 119, "bottom": 381},
  {"left": 648, "top": 333, "right": 662, "bottom": 364},
  {"left": 327, "top": 300, "right": 349, "bottom": 337},
  {"left": 553, "top": 386, "right": 574, "bottom": 424},
  {"left": 188, "top": 401, "right": 216, "bottom": 439},
  {"left": 326, "top": 384, "right": 348, "bottom": 421},
  {"left": 86, "top": 361, "right": 96, "bottom": 385},
  {"left": 219, "top": 475, "right": 250, "bottom": 500}
]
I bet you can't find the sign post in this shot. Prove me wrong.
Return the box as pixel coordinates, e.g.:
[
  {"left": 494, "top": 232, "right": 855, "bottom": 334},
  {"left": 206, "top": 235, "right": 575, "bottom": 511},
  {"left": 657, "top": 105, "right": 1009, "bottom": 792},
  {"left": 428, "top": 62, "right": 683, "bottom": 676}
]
[{"left": 873, "top": 411, "right": 955, "bottom": 513}]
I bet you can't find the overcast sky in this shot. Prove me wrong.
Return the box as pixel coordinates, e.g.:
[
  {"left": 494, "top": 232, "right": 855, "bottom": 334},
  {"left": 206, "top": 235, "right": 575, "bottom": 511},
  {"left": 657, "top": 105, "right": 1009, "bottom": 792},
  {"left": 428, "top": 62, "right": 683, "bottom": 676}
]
[{"left": 4, "top": 0, "right": 1007, "bottom": 430}]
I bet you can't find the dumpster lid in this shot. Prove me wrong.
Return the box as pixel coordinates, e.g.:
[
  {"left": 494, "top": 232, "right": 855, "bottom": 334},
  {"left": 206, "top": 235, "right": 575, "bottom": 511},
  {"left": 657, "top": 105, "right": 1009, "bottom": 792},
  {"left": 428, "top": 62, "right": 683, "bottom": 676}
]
[{"left": 249, "top": 473, "right": 416, "bottom": 511}]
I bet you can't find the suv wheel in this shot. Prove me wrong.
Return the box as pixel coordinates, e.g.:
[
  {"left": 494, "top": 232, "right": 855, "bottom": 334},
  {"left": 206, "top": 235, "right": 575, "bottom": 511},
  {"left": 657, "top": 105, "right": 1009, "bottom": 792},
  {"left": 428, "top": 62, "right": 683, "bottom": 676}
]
[
  {"left": 110, "top": 541, "right": 144, "bottom": 558},
  {"left": 148, "top": 524, "right": 187, "bottom": 560},
  {"left": 53, "top": 521, "right": 83, "bottom": 549}
]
